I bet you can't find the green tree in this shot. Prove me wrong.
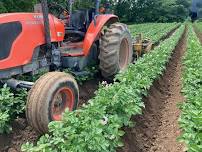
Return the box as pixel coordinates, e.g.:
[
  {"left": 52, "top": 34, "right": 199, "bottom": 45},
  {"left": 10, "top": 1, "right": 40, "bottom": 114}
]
[
  {"left": 0, "top": 2, "right": 7, "bottom": 13},
  {"left": 0, "top": 0, "right": 191, "bottom": 23},
  {"left": 115, "top": 0, "right": 191, "bottom": 23},
  {"left": 0, "top": 0, "right": 38, "bottom": 13}
]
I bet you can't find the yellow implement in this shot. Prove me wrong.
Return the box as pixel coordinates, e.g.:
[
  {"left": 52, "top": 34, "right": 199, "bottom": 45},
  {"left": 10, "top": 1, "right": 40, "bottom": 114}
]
[{"left": 133, "top": 34, "right": 153, "bottom": 58}]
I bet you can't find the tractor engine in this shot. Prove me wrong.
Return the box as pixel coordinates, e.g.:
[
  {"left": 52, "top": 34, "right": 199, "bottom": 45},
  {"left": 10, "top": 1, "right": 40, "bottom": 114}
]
[{"left": 0, "top": 13, "right": 65, "bottom": 78}]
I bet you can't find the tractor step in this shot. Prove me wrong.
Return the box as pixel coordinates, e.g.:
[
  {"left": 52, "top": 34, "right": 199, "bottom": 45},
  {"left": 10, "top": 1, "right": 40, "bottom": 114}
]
[
  {"left": 60, "top": 47, "right": 84, "bottom": 56},
  {"left": 60, "top": 42, "right": 84, "bottom": 56}
]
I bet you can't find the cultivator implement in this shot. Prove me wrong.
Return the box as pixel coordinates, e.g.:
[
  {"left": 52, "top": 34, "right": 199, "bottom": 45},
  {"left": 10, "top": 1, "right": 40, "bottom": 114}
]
[{"left": 133, "top": 34, "right": 153, "bottom": 58}]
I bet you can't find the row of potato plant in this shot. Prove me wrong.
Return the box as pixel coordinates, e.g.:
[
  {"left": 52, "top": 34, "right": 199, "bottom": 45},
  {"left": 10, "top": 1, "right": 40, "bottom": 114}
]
[
  {"left": 129, "top": 23, "right": 179, "bottom": 43},
  {"left": 178, "top": 26, "right": 202, "bottom": 152},
  {"left": 0, "top": 71, "right": 46, "bottom": 134},
  {"left": 194, "top": 22, "right": 202, "bottom": 33},
  {"left": 21, "top": 25, "right": 185, "bottom": 152},
  {"left": 0, "top": 86, "right": 27, "bottom": 133}
]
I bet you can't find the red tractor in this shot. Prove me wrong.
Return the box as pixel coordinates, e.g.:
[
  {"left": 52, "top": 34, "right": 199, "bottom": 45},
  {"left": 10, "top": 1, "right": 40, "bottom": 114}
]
[{"left": 0, "top": 0, "right": 133, "bottom": 133}]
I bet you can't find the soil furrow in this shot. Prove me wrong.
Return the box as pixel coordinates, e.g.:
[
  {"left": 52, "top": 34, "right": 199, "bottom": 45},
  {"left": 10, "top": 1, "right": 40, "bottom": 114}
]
[
  {"left": 119, "top": 28, "right": 187, "bottom": 152},
  {"left": 153, "top": 25, "right": 181, "bottom": 47}
]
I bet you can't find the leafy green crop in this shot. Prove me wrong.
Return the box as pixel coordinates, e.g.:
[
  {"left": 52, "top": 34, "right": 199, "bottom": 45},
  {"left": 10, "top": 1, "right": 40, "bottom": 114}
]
[
  {"left": 178, "top": 26, "right": 202, "bottom": 152},
  {"left": 129, "top": 23, "right": 179, "bottom": 43},
  {"left": 0, "top": 85, "right": 27, "bottom": 133},
  {"left": 194, "top": 22, "right": 202, "bottom": 33},
  {"left": 21, "top": 25, "right": 185, "bottom": 152},
  {"left": 64, "top": 65, "right": 99, "bottom": 85}
]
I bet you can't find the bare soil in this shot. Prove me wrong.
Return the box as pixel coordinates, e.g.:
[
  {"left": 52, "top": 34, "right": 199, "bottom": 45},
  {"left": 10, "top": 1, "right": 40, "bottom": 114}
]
[
  {"left": 0, "top": 78, "right": 100, "bottom": 152},
  {"left": 118, "top": 29, "right": 187, "bottom": 152}
]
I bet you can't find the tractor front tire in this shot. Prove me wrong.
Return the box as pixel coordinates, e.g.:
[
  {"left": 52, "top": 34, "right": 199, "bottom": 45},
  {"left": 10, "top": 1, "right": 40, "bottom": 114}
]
[
  {"left": 99, "top": 23, "right": 133, "bottom": 78},
  {"left": 26, "top": 72, "right": 79, "bottom": 134}
]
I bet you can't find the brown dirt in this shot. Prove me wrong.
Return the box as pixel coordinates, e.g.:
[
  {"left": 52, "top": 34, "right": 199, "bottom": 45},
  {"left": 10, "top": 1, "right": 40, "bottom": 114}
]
[
  {"left": 78, "top": 78, "right": 100, "bottom": 107},
  {"left": 0, "top": 79, "right": 100, "bottom": 152},
  {"left": 118, "top": 28, "right": 187, "bottom": 152},
  {"left": 0, "top": 119, "right": 39, "bottom": 152}
]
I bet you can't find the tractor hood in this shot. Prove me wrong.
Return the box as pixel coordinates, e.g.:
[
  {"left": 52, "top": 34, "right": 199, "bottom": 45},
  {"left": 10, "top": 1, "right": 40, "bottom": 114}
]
[{"left": 0, "top": 13, "right": 65, "bottom": 70}]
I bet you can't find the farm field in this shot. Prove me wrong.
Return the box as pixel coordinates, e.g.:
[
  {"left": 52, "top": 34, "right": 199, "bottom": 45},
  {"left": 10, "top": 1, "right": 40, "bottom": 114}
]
[
  {"left": 129, "top": 23, "right": 180, "bottom": 43},
  {"left": 21, "top": 25, "right": 185, "bottom": 152},
  {"left": 0, "top": 22, "right": 202, "bottom": 152},
  {"left": 0, "top": 0, "right": 200, "bottom": 151}
]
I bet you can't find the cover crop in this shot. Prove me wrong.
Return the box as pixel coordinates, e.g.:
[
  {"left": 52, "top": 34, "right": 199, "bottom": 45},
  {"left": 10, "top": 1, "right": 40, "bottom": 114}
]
[
  {"left": 21, "top": 25, "right": 185, "bottom": 152},
  {"left": 178, "top": 26, "right": 202, "bottom": 152}
]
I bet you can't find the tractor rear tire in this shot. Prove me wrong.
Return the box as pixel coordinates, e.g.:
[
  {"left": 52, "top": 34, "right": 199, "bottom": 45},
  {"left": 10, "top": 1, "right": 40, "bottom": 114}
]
[
  {"left": 26, "top": 72, "right": 79, "bottom": 134},
  {"left": 99, "top": 23, "right": 133, "bottom": 78}
]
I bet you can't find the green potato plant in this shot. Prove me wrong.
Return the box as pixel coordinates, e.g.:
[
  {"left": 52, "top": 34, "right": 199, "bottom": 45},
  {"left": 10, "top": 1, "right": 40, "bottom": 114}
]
[
  {"left": 129, "top": 22, "right": 179, "bottom": 43},
  {"left": 21, "top": 25, "right": 185, "bottom": 152},
  {"left": 0, "top": 85, "right": 27, "bottom": 133},
  {"left": 178, "top": 26, "right": 202, "bottom": 152}
]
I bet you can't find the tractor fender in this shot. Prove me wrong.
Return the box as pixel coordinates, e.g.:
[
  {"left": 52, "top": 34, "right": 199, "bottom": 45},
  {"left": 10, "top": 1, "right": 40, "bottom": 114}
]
[{"left": 83, "top": 14, "right": 118, "bottom": 56}]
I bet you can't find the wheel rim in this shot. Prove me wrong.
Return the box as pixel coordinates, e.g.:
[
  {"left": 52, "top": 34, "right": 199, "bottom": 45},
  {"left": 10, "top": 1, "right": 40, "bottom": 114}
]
[
  {"left": 51, "top": 87, "right": 74, "bottom": 121},
  {"left": 119, "top": 38, "right": 129, "bottom": 70}
]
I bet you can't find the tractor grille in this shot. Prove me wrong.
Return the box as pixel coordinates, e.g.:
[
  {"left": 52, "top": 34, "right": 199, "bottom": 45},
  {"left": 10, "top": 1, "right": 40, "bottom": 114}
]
[{"left": 0, "top": 21, "right": 22, "bottom": 60}]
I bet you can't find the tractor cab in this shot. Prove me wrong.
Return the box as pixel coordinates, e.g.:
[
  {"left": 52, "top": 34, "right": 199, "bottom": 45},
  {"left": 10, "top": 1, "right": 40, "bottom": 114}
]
[
  {"left": 36, "top": 0, "right": 115, "bottom": 71},
  {"left": 38, "top": 0, "right": 105, "bottom": 42},
  {"left": 65, "top": 8, "right": 95, "bottom": 41}
]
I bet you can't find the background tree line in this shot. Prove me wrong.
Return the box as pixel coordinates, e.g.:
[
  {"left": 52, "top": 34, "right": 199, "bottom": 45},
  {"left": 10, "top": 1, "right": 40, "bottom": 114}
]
[{"left": 0, "top": 0, "right": 191, "bottom": 23}]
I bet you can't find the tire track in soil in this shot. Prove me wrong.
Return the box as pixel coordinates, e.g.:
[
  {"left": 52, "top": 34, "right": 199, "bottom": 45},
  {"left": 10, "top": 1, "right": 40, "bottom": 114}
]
[
  {"left": 0, "top": 79, "right": 100, "bottom": 152},
  {"left": 118, "top": 28, "right": 187, "bottom": 152}
]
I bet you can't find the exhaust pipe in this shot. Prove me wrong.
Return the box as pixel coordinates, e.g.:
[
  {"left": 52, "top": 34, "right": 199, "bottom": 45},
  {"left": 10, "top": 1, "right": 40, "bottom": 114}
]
[
  {"left": 41, "top": 0, "right": 52, "bottom": 50},
  {"left": 5, "top": 79, "right": 34, "bottom": 90}
]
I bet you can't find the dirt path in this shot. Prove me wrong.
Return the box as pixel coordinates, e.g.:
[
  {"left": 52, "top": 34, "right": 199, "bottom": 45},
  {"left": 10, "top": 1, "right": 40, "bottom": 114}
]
[
  {"left": 119, "top": 29, "right": 187, "bottom": 152},
  {"left": 0, "top": 79, "right": 100, "bottom": 152}
]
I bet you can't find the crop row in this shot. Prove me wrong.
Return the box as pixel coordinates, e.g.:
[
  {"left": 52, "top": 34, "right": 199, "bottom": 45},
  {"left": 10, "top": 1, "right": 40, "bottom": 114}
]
[
  {"left": 0, "top": 70, "right": 45, "bottom": 133},
  {"left": 178, "top": 26, "right": 202, "bottom": 152},
  {"left": 21, "top": 25, "right": 185, "bottom": 152},
  {"left": 0, "top": 86, "right": 27, "bottom": 133},
  {"left": 129, "top": 23, "right": 179, "bottom": 43},
  {"left": 194, "top": 22, "right": 202, "bottom": 33}
]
